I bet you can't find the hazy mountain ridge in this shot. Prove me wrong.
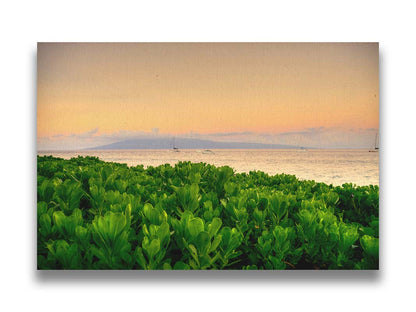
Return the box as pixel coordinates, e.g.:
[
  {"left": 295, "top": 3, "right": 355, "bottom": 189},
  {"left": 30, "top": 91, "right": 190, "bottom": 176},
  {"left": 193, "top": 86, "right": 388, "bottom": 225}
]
[{"left": 86, "top": 137, "right": 297, "bottom": 150}]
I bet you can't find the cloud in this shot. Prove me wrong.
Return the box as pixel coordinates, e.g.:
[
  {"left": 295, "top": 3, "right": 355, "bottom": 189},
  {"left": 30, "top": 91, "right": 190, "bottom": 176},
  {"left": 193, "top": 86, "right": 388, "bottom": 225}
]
[
  {"left": 208, "top": 131, "right": 255, "bottom": 137},
  {"left": 99, "top": 130, "right": 147, "bottom": 140},
  {"left": 49, "top": 128, "right": 99, "bottom": 140},
  {"left": 280, "top": 127, "right": 327, "bottom": 137},
  {"left": 279, "top": 131, "right": 309, "bottom": 136},
  {"left": 77, "top": 127, "right": 99, "bottom": 138},
  {"left": 38, "top": 127, "right": 163, "bottom": 150},
  {"left": 275, "top": 127, "right": 378, "bottom": 148},
  {"left": 38, "top": 127, "right": 105, "bottom": 150}
]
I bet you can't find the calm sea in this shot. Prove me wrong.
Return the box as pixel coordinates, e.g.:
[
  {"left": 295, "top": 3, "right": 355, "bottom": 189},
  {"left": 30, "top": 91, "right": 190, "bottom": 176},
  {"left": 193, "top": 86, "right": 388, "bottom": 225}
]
[{"left": 37, "top": 149, "right": 379, "bottom": 186}]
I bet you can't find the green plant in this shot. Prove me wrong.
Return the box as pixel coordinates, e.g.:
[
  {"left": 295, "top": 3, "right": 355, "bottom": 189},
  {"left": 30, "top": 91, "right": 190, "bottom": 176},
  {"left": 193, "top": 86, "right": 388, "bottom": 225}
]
[{"left": 37, "top": 156, "right": 379, "bottom": 270}]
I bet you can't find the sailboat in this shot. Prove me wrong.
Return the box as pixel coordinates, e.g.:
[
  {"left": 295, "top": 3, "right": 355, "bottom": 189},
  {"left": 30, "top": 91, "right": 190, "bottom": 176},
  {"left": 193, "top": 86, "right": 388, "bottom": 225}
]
[
  {"left": 172, "top": 137, "right": 180, "bottom": 152},
  {"left": 369, "top": 132, "right": 379, "bottom": 152}
]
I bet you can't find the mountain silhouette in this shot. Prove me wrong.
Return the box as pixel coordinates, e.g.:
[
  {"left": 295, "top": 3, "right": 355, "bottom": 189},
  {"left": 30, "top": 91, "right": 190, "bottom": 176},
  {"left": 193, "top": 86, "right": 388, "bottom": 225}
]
[{"left": 86, "top": 137, "right": 296, "bottom": 150}]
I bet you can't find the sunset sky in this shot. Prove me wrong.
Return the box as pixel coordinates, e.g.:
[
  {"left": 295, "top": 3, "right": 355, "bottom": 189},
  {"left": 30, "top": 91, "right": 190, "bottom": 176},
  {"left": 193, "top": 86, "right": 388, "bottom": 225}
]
[{"left": 37, "top": 43, "right": 378, "bottom": 149}]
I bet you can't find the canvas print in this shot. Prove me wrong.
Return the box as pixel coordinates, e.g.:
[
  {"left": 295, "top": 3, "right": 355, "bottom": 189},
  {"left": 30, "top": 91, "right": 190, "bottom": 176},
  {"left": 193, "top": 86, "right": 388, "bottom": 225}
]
[{"left": 37, "top": 43, "right": 379, "bottom": 270}]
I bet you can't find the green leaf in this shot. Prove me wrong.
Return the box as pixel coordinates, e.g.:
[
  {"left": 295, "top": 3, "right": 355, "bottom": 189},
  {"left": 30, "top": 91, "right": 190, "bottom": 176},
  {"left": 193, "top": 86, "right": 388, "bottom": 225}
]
[
  {"left": 147, "top": 238, "right": 161, "bottom": 259},
  {"left": 39, "top": 213, "right": 52, "bottom": 236},
  {"left": 207, "top": 217, "right": 222, "bottom": 239},
  {"left": 135, "top": 247, "right": 147, "bottom": 269},
  {"left": 196, "top": 231, "right": 210, "bottom": 255},
  {"left": 37, "top": 201, "right": 48, "bottom": 219},
  {"left": 209, "top": 234, "right": 222, "bottom": 253},
  {"left": 188, "top": 217, "right": 204, "bottom": 238},
  {"left": 157, "top": 222, "right": 170, "bottom": 246},
  {"left": 162, "top": 262, "right": 172, "bottom": 270},
  {"left": 173, "top": 261, "right": 190, "bottom": 270},
  {"left": 188, "top": 244, "right": 198, "bottom": 257},
  {"left": 360, "top": 235, "right": 379, "bottom": 258}
]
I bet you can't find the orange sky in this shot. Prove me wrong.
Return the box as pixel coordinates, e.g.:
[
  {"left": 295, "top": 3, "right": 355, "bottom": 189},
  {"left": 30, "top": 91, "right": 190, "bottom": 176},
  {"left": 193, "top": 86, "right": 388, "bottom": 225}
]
[{"left": 37, "top": 43, "right": 378, "bottom": 147}]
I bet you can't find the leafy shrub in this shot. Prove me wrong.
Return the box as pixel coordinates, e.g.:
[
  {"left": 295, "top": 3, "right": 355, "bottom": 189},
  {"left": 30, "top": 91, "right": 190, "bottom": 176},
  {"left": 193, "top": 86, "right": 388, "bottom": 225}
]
[{"left": 37, "top": 156, "right": 379, "bottom": 270}]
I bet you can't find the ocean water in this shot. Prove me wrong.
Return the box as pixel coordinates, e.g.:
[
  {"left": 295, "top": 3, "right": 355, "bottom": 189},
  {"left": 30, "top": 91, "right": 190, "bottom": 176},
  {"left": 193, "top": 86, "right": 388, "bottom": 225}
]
[{"left": 37, "top": 149, "right": 379, "bottom": 186}]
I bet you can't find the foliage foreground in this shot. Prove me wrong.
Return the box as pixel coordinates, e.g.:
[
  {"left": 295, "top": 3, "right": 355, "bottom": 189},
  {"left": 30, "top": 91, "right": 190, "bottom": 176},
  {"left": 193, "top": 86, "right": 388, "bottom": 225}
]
[{"left": 37, "top": 155, "right": 379, "bottom": 270}]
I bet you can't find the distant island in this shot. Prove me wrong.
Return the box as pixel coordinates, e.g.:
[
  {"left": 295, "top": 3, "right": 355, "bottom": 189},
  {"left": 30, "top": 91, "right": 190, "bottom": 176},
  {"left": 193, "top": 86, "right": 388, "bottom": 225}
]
[{"left": 86, "top": 137, "right": 298, "bottom": 150}]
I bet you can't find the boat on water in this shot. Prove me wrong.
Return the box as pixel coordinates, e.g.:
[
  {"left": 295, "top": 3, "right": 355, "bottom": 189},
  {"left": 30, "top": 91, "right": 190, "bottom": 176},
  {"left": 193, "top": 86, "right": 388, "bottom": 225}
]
[
  {"left": 369, "top": 132, "right": 379, "bottom": 152},
  {"left": 172, "top": 137, "right": 180, "bottom": 152},
  {"left": 295, "top": 145, "right": 308, "bottom": 152}
]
